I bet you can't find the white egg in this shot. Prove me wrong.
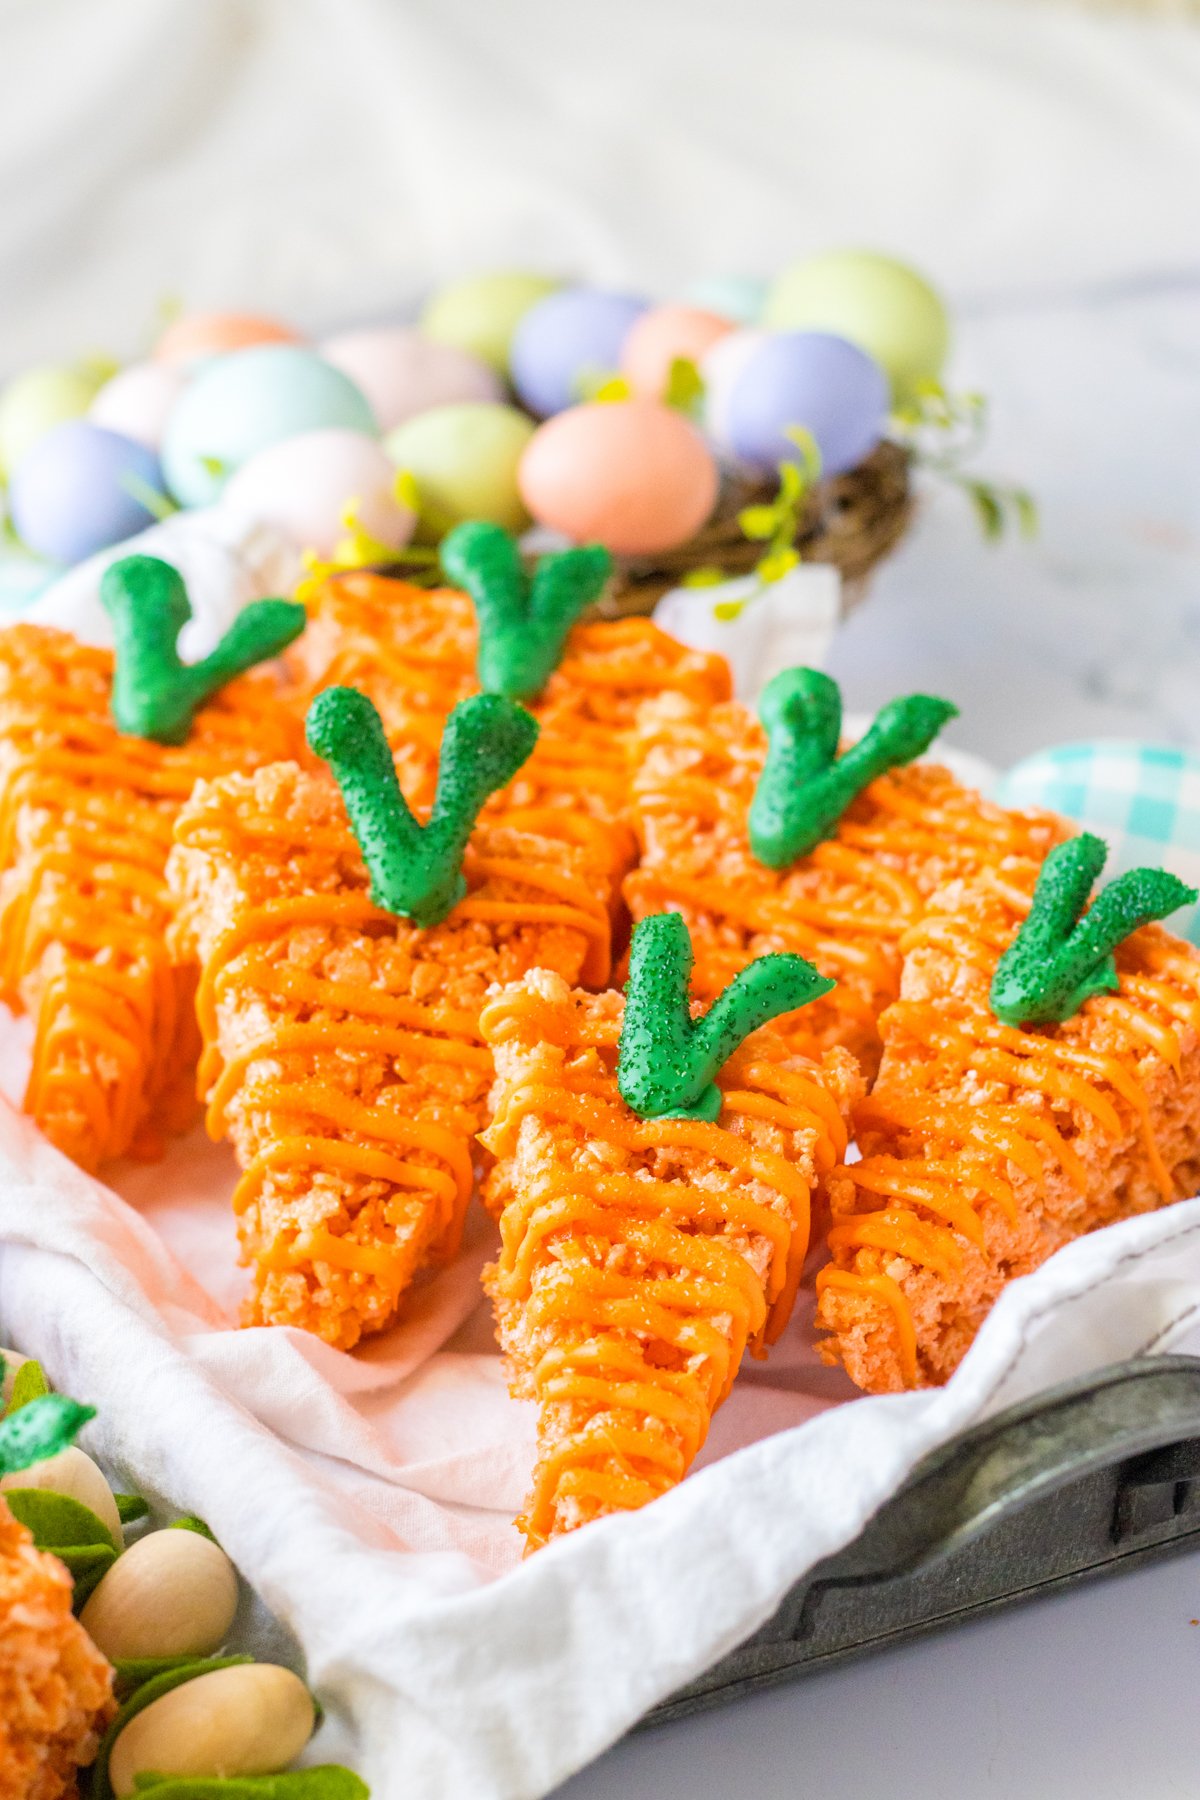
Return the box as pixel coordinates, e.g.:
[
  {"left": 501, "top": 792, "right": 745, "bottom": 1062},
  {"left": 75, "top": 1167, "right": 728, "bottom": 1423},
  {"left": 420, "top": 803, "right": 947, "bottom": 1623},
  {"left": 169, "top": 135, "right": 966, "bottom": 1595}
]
[
  {"left": 220, "top": 428, "right": 415, "bottom": 559},
  {"left": 701, "top": 328, "right": 768, "bottom": 456},
  {"left": 320, "top": 327, "right": 503, "bottom": 434},
  {"left": 89, "top": 363, "right": 187, "bottom": 451}
]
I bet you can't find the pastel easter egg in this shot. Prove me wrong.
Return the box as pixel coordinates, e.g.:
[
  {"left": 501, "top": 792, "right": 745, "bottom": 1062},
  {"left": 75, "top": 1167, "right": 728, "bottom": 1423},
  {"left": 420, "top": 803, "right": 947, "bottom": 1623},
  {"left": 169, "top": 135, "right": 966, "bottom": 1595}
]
[
  {"left": 161, "top": 346, "right": 377, "bottom": 508},
  {"left": 620, "top": 304, "right": 733, "bottom": 401},
  {"left": 997, "top": 740, "right": 1200, "bottom": 946},
  {"left": 724, "top": 331, "right": 888, "bottom": 477},
  {"left": 89, "top": 362, "right": 186, "bottom": 450},
  {"left": 683, "top": 274, "right": 768, "bottom": 325},
  {"left": 701, "top": 328, "right": 768, "bottom": 454},
  {"left": 154, "top": 311, "right": 301, "bottom": 367},
  {"left": 509, "top": 289, "right": 648, "bottom": 418},
  {"left": 518, "top": 399, "right": 719, "bottom": 557},
  {"left": 764, "top": 250, "right": 949, "bottom": 402},
  {"left": 0, "top": 362, "right": 112, "bottom": 479},
  {"left": 384, "top": 402, "right": 536, "bottom": 532},
  {"left": 420, "top": 272, "right": 561, "bottom": 374},
  {"left": 319, "top": 327, "right": 503, "bottom": 433},
  {"left": 222, "top": 428, "right": 414, "bottom": 558},
  {"left": 9, "top": 421, "right": 166, "bottom": 564}
]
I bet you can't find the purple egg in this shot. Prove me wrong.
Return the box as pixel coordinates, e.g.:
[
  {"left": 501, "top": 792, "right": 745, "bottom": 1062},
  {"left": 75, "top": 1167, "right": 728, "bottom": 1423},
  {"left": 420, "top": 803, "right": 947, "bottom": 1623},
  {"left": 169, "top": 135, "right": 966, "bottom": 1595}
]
[
  {"left": 9, "top": 420, "right": 166, "bottom": 564},
  {"left": 724, "top": 331, "right": 888, "bottom": 477},
  {"left": 509, "top": 288, "right": 648, "bottom": 417}
]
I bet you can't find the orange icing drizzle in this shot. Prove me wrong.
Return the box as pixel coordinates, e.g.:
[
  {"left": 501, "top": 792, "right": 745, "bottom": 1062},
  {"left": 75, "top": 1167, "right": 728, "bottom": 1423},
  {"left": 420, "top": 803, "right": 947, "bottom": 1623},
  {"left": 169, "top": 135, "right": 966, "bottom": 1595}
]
[
  {"left": 480, "top": 980, "right": 847, "bottom": 1550},
  {"left": 0, "top": 625, "right": 296, "bottom": 1168},
  {"left": 819, "top": 892, "right": 1200, "bottom": 1389}
]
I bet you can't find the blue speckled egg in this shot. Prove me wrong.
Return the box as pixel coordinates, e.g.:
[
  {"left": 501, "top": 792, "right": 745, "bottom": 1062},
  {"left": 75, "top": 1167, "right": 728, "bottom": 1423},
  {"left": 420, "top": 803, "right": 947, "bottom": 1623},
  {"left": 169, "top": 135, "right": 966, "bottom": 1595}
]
[
  {"left": 508, "top": 288, "right": 648, "bottom": 418},
  {"left": 998, "top": 739, "right": 1200, "bottom": 946},
  {"left": 160, "top": 345, "right": 377, "bottom": 507},
  {"left": 724, "top": 330, "right": 888, "bottom": 477},
  {"left": 9, "top": 421, "right": 166, "bottom": 564}
]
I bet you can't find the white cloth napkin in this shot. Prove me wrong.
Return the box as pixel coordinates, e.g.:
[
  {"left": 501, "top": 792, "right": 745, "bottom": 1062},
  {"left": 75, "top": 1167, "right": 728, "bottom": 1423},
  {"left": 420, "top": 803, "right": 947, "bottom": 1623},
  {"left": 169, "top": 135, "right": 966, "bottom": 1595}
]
[{"left": 2, "top": 1072, "right": 1200, "bottom": 1799}]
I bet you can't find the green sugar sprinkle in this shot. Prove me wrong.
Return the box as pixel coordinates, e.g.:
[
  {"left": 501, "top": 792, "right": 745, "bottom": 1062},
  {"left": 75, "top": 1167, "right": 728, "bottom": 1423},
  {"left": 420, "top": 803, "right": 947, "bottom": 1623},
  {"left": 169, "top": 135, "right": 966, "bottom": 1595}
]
[
  {"left": 990, "top": 832, "right": 1196, "bottom": 1028},
  {"left": 617, "top": 911, "right": 834, "bottom": 1121},
  {"left": 101, "top": 555, "right": 306, "bottom": 745},
  {"left": 306, "top": 686, "right": 538, "bottom": 929},
  {"left": 748, "top": 667, "right": 958, "bottom": 869},
  {"left": 440, "top": 520, "right": 611, "bottom": 701}
]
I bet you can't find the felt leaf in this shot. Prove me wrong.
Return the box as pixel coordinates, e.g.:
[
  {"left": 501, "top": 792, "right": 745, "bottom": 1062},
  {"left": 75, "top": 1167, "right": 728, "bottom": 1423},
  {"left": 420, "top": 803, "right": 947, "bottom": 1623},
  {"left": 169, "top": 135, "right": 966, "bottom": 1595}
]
[
  {"left": 100, "top": 555, "right": 306, "bottom": 745},
  {"left": 0, "top": 1394, "right": 94, "bottom": 1476},
  {"left": 128, "top": 1772, "right": 369, "bottom": 1800},
  {"left": 116, "top": 1492, "right": 151, "bottom": 1524},
  {"left": 617, "top": 911, "right": 834, "bottom": 1120},
  {"left": 990, "top": 834, "right": 1196, "bottom": 1027},
  {"left": 747, "top": 667, "right": 958, "bottom": 868},
  {"left": 91, "top": 1657, "right": 257, "bottom": 1800},
  {"left": 440, "top": 520, "right": 612, "bottom": 700},
  {"left": 169, "top": 1514, "right": 217, "bottom": 1541},
  {"left": 2, "top": 1487, "right": 119, "bottom": 1554},
  {"left": 306, "top": 687, "right": 538, "bottom": 929},
  {"left": 8, "top": 1357, "right": 50, "bottom": 1411}
]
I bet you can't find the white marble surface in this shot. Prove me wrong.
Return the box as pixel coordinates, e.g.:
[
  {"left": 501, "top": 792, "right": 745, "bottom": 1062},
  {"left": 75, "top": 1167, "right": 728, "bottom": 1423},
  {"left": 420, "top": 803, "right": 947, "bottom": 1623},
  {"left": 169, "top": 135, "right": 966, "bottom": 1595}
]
[{"left": 831, "top": 283, "right": 1200, "bottom": 770}]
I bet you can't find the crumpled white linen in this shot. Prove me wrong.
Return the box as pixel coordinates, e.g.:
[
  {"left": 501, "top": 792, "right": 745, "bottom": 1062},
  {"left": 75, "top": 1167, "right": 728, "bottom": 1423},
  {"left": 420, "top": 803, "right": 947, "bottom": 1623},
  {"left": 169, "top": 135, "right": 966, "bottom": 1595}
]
[{"left": 2, "top": 1100, "right": 1200, "bottom": 1800}]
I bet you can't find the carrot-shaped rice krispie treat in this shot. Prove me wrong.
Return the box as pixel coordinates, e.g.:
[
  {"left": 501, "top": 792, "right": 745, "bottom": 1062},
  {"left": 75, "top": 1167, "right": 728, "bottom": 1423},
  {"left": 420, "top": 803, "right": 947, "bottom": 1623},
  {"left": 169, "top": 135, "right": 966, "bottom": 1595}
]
[
  {"left": 818, "top": 835, "right": 1200, "bottom": 1393},
  {"left": 168, "top": 686, "right": 614, "bottom": 1349},
  {"left": 0, "top": 556, "right": 304, "bottom": 1171},
  {"left": 288, "top": 525, "right": 731, "bottom": 888},
  {"left": 626, "top": 665, "right": 1064, "bottom": 1070},
  {"left": 480, "top": 911, "right": 862, "bottom": 1550},
  {"left": 0, "top": 1377, "right": 116, "bottom": 1798}
]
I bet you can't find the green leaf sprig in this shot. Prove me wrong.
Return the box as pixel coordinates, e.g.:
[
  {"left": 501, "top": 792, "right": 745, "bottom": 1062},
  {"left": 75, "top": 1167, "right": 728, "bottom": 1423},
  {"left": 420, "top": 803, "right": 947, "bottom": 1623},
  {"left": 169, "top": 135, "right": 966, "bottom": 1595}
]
[
  {"left": 125, "top": 1773, "right": 369, "bottom": 1800},
  {"left": 306, "top": 686, "right": 538, "bottom": 928},
  {"left": 682, "top": 425, "right": 822, "bottom": 610},
  {"left": 889, "top": 379, "right": 1037, "bottom": 542},
  {"left": 100, "top": 555, "right": 306, "bottom": 745},
  {"left": 990, "top": 833, "right": 1196, "bottom": 1028},
  {"left": 747, "top": 667, "right": 958, "bottom": 868},
  {"left": 440, "top": 521, "right": 612, "bottom": 701},
  {"left": 617, "top": 911, "right": 834, "bottom": 1121}
]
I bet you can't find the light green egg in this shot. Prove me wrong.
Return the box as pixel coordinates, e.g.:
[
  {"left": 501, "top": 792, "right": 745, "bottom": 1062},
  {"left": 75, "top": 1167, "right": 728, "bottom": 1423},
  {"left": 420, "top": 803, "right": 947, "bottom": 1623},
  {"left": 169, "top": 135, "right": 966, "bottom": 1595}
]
[
  {"left": 420, "top": 273, "right": 561, "bottom": 375},
  {"left": 763, "top": 251, "right": 949, "bottom": 403},
  {"left": 0, "top": 360, "right": 115, "bottom": 479},
  {"left": 384, "top": 402, "right": 536, "bottom": 533}
]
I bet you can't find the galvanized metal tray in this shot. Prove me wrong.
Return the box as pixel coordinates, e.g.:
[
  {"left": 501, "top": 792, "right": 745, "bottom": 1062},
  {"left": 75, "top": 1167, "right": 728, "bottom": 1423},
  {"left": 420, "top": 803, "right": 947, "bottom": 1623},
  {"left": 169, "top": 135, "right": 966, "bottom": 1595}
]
[{"left": 650, "top": 1354, "right": 1200, "bottom": 1726}]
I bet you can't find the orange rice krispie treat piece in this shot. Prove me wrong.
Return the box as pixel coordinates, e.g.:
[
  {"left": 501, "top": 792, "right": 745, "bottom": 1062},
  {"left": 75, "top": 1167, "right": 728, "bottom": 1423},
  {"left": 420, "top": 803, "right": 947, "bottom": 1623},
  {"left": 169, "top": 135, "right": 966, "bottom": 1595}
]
[
  {"left": 0, "top": 1494, "right": 115, "bottom": 1799},
  {"left": 818, "top": 839, "right": 1200, "bottom": 1393},
  {"left": 168, "top": 690, "right": 614, "bottom": 1350},
  {"left": 0, "top": 561, "right": 303, "bottom": 1172},
  {"left": 626, "top": 669, "right": 1064, "bottom": 1070},
  {"left": 287, "top": 533, "right": 731, "bottom": 890},
  {"left": 479, "top": 915, "right": 862, "bottom": 1550}
]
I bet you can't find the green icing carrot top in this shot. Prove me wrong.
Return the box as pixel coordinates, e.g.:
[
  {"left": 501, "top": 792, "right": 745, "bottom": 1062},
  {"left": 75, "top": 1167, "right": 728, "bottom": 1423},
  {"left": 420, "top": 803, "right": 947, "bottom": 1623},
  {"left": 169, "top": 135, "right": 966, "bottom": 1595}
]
[
  {"left": 100, "top": 555, "right": 306, "bottom": 746},
  {"left": 440, "top": 520, "right": 612, "bottom": 701},
  {"left": 747, "top": 667, "right": 958, "bottom": 869},
  {"left": 617, "top": 911, "right": 834, "bottom": 1121},
  {"left": 306, "top": 685, "right": 538, "bottom": 929},
  {"left": 990, "top": 832, "right": 1196, "bottom": 1028}
]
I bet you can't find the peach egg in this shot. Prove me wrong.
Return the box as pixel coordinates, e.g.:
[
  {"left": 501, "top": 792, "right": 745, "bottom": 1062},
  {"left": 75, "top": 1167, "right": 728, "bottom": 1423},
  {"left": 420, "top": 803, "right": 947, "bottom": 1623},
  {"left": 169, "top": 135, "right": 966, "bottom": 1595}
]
[
  {"left": 620, "top": 304, "right": 734, "bottom": 401},
  {"left": 155, "top": 312, "right": 302, "bottom": 367},
  {"left": 519, "top": 399, "right": 719, "bottom": 557}
]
